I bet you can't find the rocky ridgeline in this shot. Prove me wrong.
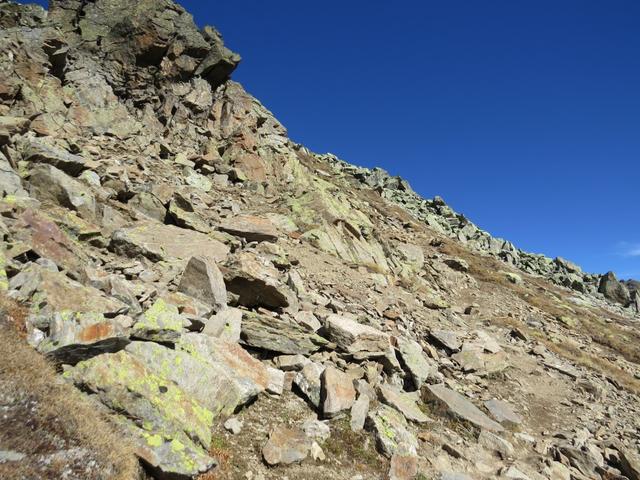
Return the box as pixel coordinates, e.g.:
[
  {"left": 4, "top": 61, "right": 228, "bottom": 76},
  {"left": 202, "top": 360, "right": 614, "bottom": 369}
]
[
  {"left": 1, "top": 1, "right": 640, "bottom": 480},
  {"left": 316, "top": 157, "right": 640, "bottom": 315}
]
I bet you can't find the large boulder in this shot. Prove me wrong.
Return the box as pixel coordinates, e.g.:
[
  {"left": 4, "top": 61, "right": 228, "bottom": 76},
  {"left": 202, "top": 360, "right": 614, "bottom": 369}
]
[
  {"left": 598, "top": 271, "right": 631, "bottom": 306},
  {"left": 65, "top": 350, "right": 216, "bottom": 479}
]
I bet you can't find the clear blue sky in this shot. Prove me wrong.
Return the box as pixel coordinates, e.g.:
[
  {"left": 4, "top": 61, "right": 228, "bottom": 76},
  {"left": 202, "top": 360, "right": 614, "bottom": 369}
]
[{"left": 24, "top": 1, "right": 640, "bottom": 279}]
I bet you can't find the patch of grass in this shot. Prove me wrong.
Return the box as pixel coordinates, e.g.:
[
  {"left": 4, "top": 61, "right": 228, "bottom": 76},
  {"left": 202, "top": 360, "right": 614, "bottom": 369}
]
[
  {"left": 323, "top": 418, "right": 387, "bottom": 473},
  {"left": 0, "top": 295, "right": 139, "bottom": 479}
]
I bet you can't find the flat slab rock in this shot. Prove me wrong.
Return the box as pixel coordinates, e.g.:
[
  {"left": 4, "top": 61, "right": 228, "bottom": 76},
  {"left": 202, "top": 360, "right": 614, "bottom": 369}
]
[
  {"left": 424, "top": 384, "right": 504, "bottom": 432},
  {"left": 262, "top": 426, "right": 312, "bottom": 465},
  {"left": 484, "top": 398, "right": 523, "bottom": 427},
  {"left": 110, "top": 222, "right": 229, "bottom": 264},
  {"left": 325, "top": 314, "right": 390, "bottom": 354},
  {"left": 218, "top": 214, "right": 279, "bottom": 243},
  {"left": 378, "top": 384, "right": 430, "bottom": 423}
]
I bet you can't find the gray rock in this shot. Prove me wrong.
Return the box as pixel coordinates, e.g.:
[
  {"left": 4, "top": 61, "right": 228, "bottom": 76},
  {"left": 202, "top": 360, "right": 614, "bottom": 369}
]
[
  {"left": 443, "top": 257, "right": 469, "bottom": 272},
  {"left": 23, "top": 138, "right": 87, "bottom": 176},
  {"left": 29, "top": 164, "right": 96, "bottom": 219},
  {"left": 294, "top": 362, "right": 325, "bottom": 408},
  {"left": 598, "top": 271, "right": 631, "bottom": 306},
  {"left": 218, "top": 214, "right": 279, "bottom": 243},
  {"left": 224, "top": 251, "right": 296, "bottom": 309},
  {"left": 429, "top": 329, "right": 462, "bottom": 353},
  {"left": 240, "top": 311, "right": 327, "bottom": 355},
  {"left": 203, "top": 308, "right": 242, "bottom": 342},
  {"left": 350, "top": 394, "right": 370, "bottom": 432},
  {"left": 294, "top": 310, "right": 322, "bottom": 331},
  {"left": 484, "top": 398, "right": 523, "bottom": 428},
  {"left": 266, "top": 366, "right": 285, "bottom": 395},
  {"left": 325, "top": 314, "right": 390, "bottom": 355},
  {"left": 620, "top": 448, "right": 640, "bottom": 480},
  {"left": 274, "top": 354, "right": 310, "bottom": 371},
  {"left": 178, "top": 256, "right": 227, "bottom": 312},
  {"left": 110, "top": 222, "right": 229, "bottom": 264},
  {"left": 128, "top": 192, "right": 166, "bottom": 222},
  {"left": 424, "top": 384, "right": 504, "bottom": 432},
  {"left": 0, "top": 151, "right": 27, "bottom": 197},
  {"left": 478, "top": 430, "right": 514, "bottom": 458},
  {"left": 396, "top": 337, "right": 436, "bottom": 389},
  {"left": 302, "top": 419, "right": 331, "bottom": 444},
  {"left": 321, "top": 366, "right": 356, "bottom": 418},
  {"left": 0, "top": 116, "right": 29, "bottom": 145},
  {"left": 224, "top": 418, "right": 243, "bottom": 435},
  {"left": 378, "top": 384, "right": 429, "bottom": 423}
]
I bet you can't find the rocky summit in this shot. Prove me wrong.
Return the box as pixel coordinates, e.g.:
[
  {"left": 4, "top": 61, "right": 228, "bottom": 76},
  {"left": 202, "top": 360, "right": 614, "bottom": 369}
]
[{"left": 0, "top": 1, "right": 639, "bottom": 479}]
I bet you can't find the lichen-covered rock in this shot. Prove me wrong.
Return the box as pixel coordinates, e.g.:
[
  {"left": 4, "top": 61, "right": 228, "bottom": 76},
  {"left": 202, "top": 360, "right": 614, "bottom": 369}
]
[
  {"left": 366, "top": 405, "right": 418, "bottom": 458},
  {"left": 294, "top": 362, "right": 325, "bottom": 408},
  {"left": 64, "top": 350, "right": 216, "bottom": 477},
  {"left": 132, "top": 298, "right": 186, "bottom": 343},
  {"left": 37, "top": 311, "right": 130, "bottom": 364},
  {"left": 378, "top": 384, "right": 429, "bottom": 423}
]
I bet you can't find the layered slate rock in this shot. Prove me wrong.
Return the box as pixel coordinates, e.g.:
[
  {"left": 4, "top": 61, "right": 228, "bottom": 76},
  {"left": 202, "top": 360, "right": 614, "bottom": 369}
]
[
  {"left": 29, "top": 164, "right": 97, "bottom": 219},
  {"left": 378, "top": 384, "right": 429, "bottom": 423},
  {"left": 178, "top": 255, "right": 227, "bottom": 312},
  {"left": 324, "top": 314, "right": 390, "bottom": 355},
  {"left": 22, "top": 138, "right": 87, "bottom": 175},
  {"left": 424, "top": 384, "right": 504, "bottom": 432},
  {"left": 366, "top": 404, "right": 419, "bottom": 458},
  {"left": 110, "top": 222, "right": 229, "bottom": 264},
  {"left": 321, "top": 366, "right": 356, "bottom": 418},
  {"left": 64, "top": 350, "right": 216, "bottom": 478},
  {"left": 240, "top": 311, "right": 327, "bottom": 355},
  {"left": 218, "top": 214, "right": 279, "bottom": 243}
]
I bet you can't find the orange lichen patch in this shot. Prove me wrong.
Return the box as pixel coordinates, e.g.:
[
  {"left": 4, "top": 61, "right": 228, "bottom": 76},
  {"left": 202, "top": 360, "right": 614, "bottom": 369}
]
[{"left": 79, "top": 322, "right": 114, "bottom": 343}]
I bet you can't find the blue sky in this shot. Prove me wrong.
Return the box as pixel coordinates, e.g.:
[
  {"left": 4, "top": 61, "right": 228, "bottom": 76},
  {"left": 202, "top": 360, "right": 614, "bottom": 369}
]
[{"left": 23, "top": 1, "right": 640, "bottom": 278}]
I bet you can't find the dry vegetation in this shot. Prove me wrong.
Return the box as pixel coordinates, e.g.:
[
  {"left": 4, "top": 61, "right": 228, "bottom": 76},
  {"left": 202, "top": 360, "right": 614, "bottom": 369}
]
[
  {"left": 0, "top": 295, "right": 139, "bottom": 480},
  {"left": 436, "top": 239, "right": 640, "bottom": 394}
]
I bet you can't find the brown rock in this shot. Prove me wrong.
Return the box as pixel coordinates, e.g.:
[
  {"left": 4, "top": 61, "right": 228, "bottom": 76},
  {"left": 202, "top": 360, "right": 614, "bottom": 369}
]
[
  {"left": 178, "top": 256, "right": 227, "bottom": 311},
  {"left": 262, "top": 426, "right": 311, "bottom": 466},
  {"left": 321, "top": 366, "right": 356, "bottom": 418}
]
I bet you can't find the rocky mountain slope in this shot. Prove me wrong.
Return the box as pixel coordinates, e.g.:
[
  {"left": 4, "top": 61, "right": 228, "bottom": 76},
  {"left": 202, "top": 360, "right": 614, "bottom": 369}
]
[{"left": 1, "top": 1, "right": 639, "bottom": 479}]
